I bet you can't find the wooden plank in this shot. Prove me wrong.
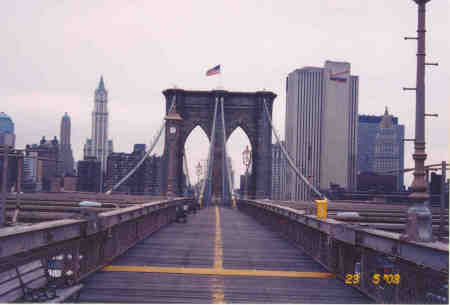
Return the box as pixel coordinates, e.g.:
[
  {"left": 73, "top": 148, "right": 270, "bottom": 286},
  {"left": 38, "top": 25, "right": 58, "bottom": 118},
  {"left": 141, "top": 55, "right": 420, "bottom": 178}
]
[
  {"left": 0, "top": 218, "right": 83, "bottom": 238},
  {"left": 48, "top": 284, "right": 84, "bottom": 303},
  {"left": 0, "top": 269, "right": 18, "bottom": 285},
  {"left": 79, "top": 207, "right": 370, "bottom": 304},
  {"left": 0, "top": 278, "right": 20, "bottom": 295},
  {"left": 17, "top": 260, "right": 42, "bottom": 274},
  {"left": 0, "top": 287, "right": 23, "bottom": 303},
  {"left": 21, "top": 269, "right": 46, "bottom": 285},
  {"left": 25, "top": 277, "right": 47, "bottom": 290}
]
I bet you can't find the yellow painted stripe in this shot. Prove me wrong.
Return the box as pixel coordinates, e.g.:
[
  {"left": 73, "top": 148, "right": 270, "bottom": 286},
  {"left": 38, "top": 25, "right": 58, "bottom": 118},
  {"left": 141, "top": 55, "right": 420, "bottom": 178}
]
[
  {"left": 102, "top": 265, "right": 335, "bottom": 279},
  {"left": 213, "top": 206, "right": 225, "bottom": 303},
  {"left": 214, "top": 206, "right": 223, "bottom": 269}
]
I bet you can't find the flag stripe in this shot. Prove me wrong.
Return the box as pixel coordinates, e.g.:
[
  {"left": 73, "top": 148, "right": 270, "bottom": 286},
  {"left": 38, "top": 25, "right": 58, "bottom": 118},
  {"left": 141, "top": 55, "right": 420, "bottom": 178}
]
[{"left": 206, "top": 65, "right": 221, "bottom": 76}]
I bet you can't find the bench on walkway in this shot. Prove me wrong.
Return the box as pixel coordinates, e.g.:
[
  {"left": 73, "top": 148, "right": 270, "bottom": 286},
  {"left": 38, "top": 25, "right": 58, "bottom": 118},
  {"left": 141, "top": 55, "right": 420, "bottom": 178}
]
[{"left": 0, "top": 259, "right": 83, "bottom": 303}]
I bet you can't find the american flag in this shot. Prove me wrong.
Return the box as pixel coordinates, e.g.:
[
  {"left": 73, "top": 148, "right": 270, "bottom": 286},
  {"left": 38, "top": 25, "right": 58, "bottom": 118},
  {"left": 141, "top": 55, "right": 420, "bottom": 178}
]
[{"left": 206, "top": 65, "right": 221, "bottom": 76}]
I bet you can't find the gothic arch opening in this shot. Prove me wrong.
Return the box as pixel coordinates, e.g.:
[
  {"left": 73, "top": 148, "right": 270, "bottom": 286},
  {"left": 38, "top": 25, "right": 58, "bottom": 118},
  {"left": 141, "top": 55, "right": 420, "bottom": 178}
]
[
  {"left": 226, "top": 126, "right": 253, "bottom": 197},
  {"left": 163, "top": 88, "right": 276, "bottom": 199},
  {"left": 183, "top": 125, "right": 210, "bottom": 196}
]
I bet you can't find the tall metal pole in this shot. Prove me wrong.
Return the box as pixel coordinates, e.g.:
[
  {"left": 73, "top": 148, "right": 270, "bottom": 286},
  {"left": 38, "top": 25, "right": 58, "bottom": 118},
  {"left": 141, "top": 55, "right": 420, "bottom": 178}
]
[
  {"left": 406, "top": 0, "right": 433, "bottom": 242},
  {"left": 99, "top": 157, "right": 103, "bottom": 193},
  {"left": 439, "top": 161, "right": 446, "bottom": 239},
  {"left": 1, "top": 146, "right": 9, "bottom": 227}
]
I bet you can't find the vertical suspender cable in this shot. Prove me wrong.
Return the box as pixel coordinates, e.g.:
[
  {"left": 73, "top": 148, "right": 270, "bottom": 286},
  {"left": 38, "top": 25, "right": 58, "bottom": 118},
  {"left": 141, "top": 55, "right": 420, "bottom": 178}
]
[
  {"left": 220, "top": 97, "right": 236, "bottom": 207},
  {"left": 199, "top": 98, "right": 219, "bottom": 206},
  {"left": 183, "top": 151, "right": 192, "bottom": 190},
  {"left": 262, "top": 98, "right": 326, "bottom": 200}
]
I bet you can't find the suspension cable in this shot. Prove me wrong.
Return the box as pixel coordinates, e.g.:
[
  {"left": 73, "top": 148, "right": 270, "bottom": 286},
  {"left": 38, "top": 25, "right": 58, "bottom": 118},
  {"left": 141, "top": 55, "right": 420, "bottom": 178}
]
[
  {"left": 220, "top": 97, "right": 236, "bottom": 207},
  {"left": 105, "top": 96, "right": 177, "bottom": 195},
  {"left": 262, "top": 98, "right": 326, "bottom": 200},
  {"left": 198, "top": 97, "right": 219, "bottom": 206},
  {"left": 183, "top": 151, "right": 192, "bottom": 188}
]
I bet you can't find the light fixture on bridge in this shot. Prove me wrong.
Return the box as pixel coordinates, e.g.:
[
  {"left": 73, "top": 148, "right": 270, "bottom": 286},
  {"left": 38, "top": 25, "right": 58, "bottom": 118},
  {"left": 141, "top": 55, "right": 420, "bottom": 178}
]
[{"left": 242, "top": 145, "right": 252, "bottom": 199}]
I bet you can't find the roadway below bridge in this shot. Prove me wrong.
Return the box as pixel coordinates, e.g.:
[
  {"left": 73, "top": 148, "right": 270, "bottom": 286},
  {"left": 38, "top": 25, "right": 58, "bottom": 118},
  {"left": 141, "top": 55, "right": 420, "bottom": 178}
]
[{"left": 79, "top": 206, "right": 371, "bottom": 303}]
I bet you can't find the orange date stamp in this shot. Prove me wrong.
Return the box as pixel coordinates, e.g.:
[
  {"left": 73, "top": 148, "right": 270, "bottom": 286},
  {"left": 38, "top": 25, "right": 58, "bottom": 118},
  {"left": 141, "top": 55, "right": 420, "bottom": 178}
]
[{"left": 344, "top": 273, "right": 401, "bottom": 285}]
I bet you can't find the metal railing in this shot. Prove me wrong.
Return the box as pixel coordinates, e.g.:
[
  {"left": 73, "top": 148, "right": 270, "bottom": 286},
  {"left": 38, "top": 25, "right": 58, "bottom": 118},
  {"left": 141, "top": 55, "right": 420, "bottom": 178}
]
[
  {"left": 0, "top": 198, "right": 188, "bottom": 293},
  {"left": 238, "top": 199, "right": 449, "bottom": 304}
]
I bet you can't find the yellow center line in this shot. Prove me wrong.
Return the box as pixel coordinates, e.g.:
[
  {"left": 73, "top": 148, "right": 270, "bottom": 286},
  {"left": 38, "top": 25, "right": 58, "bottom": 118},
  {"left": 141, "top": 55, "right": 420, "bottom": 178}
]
[
  {"left": 214, "top": 205, "right": 223, "bottom": 270},
  {"left": 212, "top": 205, "right": 225, "bottom": 303},
  {"left": 102, "top": 265, "right": 335, "bottom": 279}
]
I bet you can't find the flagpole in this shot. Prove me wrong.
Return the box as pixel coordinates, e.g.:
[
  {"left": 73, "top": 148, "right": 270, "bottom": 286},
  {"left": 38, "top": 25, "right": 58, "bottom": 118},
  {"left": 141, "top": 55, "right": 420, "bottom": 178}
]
[{"left": 219, "top": 65, "right": 223, "bottom": 89}]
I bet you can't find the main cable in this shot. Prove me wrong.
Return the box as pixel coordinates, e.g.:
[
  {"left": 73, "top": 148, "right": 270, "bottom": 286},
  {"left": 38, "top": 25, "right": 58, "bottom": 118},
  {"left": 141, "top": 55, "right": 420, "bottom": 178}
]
[
  {"left": 198, "top": 97, "right": 219, "bottom": 206},
  {"left": 262, "top": 98, "right": 326, "bottom": 200},
  {"left": 220, "top": 97, "right": 236, "bottom": 207},
  {"left": 106, "top": 96, "right": 176, "bottom": 195}
]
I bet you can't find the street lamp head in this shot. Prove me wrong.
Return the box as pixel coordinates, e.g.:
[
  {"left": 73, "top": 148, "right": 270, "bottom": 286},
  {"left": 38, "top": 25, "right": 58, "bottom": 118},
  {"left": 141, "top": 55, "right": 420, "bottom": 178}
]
[
  {"left": 196, "top": 161, "right": 202, "bottom": 177},
  {"left": 242, "top": 145, "right": 251, "bottom": 167},
  {"left": 413, "top": 0, "right": 431, "bottom": 4}
]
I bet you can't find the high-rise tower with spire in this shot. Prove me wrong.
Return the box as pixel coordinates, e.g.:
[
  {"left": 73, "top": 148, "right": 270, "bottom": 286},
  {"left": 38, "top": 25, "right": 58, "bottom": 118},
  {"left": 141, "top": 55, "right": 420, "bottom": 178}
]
[
  {"left": 60, "top": 112, "right": 74, "bottom": 176},
  {"left": 357, "top": 107, "right": 405, "bottom": 191},
  {"left": 84, "top": 76, "right": 114, "bottom": 174}
]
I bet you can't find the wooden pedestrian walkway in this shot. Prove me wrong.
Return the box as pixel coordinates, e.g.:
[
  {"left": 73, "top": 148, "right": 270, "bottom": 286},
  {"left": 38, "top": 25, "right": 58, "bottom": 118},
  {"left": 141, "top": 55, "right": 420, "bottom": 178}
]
[{"left": 78, "top": 206, "right": 371, "bottom": 303}]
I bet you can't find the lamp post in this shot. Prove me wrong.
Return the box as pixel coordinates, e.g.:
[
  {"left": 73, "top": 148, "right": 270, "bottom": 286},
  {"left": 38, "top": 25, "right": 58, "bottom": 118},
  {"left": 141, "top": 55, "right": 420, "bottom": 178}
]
[
  {"left": 242, "top": 145, "right": 251, "bottom": 199},
  {"left": 196, "top": 161, "right": 202, "bottom": 198},
  {"left": 405, "top": 0, "right": 433, "bottom": 242}
]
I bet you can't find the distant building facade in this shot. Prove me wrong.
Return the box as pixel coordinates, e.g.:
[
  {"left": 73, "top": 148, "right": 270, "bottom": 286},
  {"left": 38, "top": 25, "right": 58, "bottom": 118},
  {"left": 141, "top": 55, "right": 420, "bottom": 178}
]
[
  {"left": 24, "top": 136, "right": 62, "bottom": 192},
  {"left": 0, "top": 112, "right": 19, "bottom": 192},
  {"left": 0, "top": 112, "right": 16, "bottom": 148},
  {"left": 22, "top": 151, "right": 41, "bottom": 192},
  {"left": 77, "top": 157, "right": 101, "bottom": 192},
  {"left": 0, "top": 149, "right": 20, "bottom": 193},
  {"left": 358, "top": 108, "right": 405, "bottom": 191},
  {"left": 271, "top": 141, "right": 287, "bottom": 200},
  {"left": 84, "top": 76, "right": 114, "bottom": 172},
  {"left": 105, "top": 144, "right": 163, "bottom": 195},
  {"left": 60, "top": 112, "right": 75, "bottom": 176},
  {"left": 285, "top": 61, "right": 358, "bottom": 201}
]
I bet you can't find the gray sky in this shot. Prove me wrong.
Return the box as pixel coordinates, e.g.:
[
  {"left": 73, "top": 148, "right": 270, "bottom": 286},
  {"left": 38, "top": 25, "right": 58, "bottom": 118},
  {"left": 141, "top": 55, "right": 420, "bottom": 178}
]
[{"left": 1, "top": 1, "right": 448, "bottom": 188}]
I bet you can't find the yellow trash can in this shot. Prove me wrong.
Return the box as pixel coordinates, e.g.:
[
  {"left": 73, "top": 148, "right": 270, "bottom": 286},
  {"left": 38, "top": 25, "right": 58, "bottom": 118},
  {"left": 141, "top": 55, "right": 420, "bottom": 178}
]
[{"left": 315, "top": 199, "right": 327, "bottom": 219}]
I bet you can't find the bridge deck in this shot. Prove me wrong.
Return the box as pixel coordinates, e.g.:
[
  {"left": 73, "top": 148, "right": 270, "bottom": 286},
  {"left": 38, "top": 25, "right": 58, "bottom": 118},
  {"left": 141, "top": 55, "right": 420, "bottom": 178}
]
[{"left": 79, "top": 207, "right": 371, "bottom": 303}]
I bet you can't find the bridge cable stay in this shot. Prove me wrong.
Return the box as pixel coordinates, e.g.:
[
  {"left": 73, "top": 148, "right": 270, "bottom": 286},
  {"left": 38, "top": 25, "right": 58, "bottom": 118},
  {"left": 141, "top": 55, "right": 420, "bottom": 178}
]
[
  {"left": 105, "top": 96, "right": 177, "bottom": 195},
  {"left": 262, "top": 98, "right": 327, "bottom": 201},
  {"left": 219, "top": 97, "right": 237, "bottom": 208},
  {"left": 198, "top": 97, "right": 219, "bottom": 207},
  {"left": 183, "top": 150, "right": 192, "bottom": 195}
]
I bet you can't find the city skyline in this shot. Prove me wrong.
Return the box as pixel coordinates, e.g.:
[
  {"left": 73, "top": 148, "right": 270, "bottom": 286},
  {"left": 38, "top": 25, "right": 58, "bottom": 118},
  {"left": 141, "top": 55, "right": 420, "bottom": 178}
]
[{"left": 1, "top": 1, "right": 448, "bottom": 188}]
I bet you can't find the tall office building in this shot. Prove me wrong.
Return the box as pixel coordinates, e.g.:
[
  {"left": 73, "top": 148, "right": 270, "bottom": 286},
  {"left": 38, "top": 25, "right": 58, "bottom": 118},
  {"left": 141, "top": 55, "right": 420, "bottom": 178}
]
[
  {"left": 105, "top": 144, "right": 163, "bottom": 195},
  {"left": 285, "top": 61, "right": 358, "bottom": 200},
  {"left": 84, "top": 76, "right": 113, "bottom": 172},
  {"left": 77, "top": 157, "right": 101, "bottom": 192},
  {"left": 0, "top": 112, "right": 15, "bottom": 148},
  {"left": 60, "top": 113, "right": 75, "bottom": 176},
  {"left": 25, "top": 137, "right": 61, "bottom": 192},
  {"left": 271, "top": 141, "right": 287, "bottom": 200},
  {"left": 358, "top": 109, "right": 405, "bottom": 191}
]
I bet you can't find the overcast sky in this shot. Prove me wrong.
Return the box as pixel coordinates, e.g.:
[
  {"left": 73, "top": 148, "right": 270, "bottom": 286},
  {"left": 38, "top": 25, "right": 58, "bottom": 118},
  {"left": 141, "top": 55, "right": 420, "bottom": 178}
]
[{"left": 1, "top": 1, "right": 448, "bottom": 189}]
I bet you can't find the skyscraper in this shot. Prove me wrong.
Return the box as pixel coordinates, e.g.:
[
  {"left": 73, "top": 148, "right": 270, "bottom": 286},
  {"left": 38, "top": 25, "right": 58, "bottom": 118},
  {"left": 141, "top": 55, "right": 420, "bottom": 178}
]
[
  {"left": 285, "top": 61, "right": 358, "bottom": 200},
  {"left": 271, "top": 141, "right": 286, "bottom": 200},
  {"left": 60, "top": 112, "right": 74, "bottom": 176},
  {"left": 104, "top": 144, "right": 163, "bottom": 195},
  {"left": 358, "top": 109, "right": 405, "bottom": 191},
  {"left": 84, "top": 76, "right": 113, "bottom": 172},
  {"left": 0, "top": 112, "right": 15, "bottom": 148},
  {"left": 25, "top": 137, "right": 61, "bottom": 192}
]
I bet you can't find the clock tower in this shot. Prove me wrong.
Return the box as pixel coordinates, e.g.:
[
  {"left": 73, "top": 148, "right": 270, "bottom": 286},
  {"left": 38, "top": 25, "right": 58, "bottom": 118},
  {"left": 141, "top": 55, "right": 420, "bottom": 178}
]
[{"left": 164, "top": 103, "right": 183, "bottom": 197}]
